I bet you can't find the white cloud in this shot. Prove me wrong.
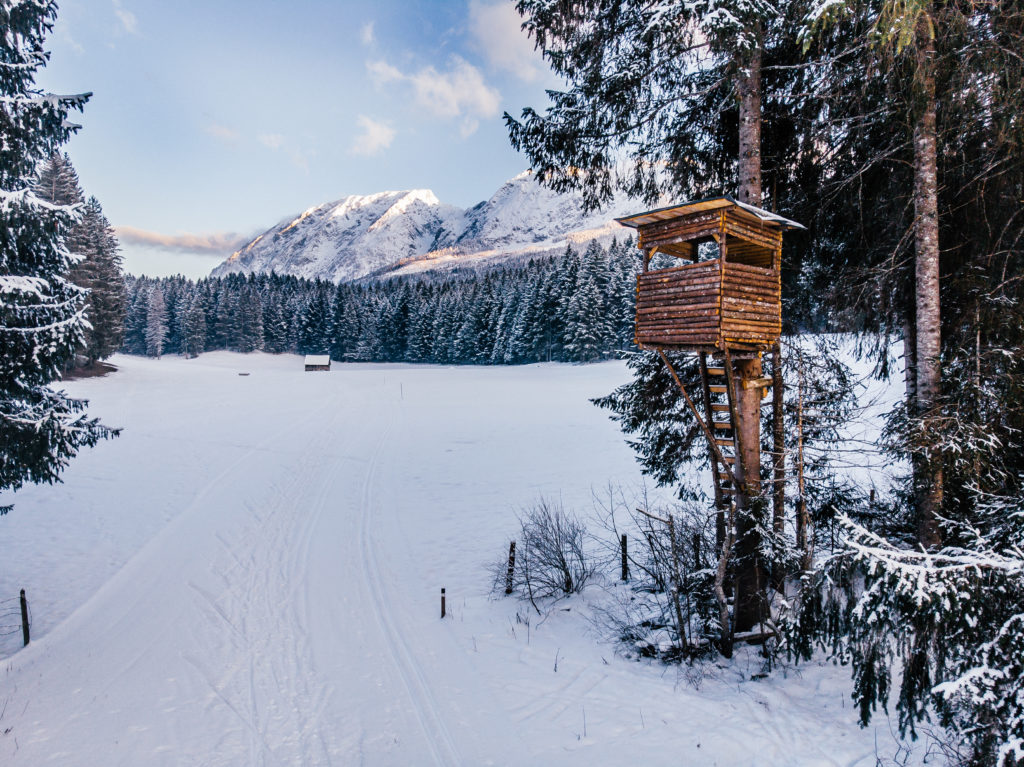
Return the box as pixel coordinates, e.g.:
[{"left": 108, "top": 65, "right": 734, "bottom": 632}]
[
  {"left": 468, "top": 0, "right": 544, "bottom": 82},
  {"left": 351, "top": 115, "right": 396, "bottom": 156},
  {"left": 115, "top": 226, "right": 250, "bottom": 254},
  {"left": 206, "top": 124, "right": 239, "bottom": 143},
  {"left": 112, "top": 0, "right": 138, "bottom": 35},
  {"left": 258, "top": 133, "right": 285, "bottom": 150},
  {"left": 255, "top": 133, "right": 311, "bottom": 173},
  {"left": 361, "top": 21, "right": 375, "bottom": 46},
  {"left": 368, "top": 55, "right": 500, "bottom": 135}
]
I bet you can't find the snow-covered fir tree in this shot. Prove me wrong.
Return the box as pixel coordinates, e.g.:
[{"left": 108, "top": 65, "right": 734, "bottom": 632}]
[
  {"left": 0, "top": 0, "right": 113, "bottom": 512},
  {"left": 145, "top": 285, "right": 168, "bottom": 358}
]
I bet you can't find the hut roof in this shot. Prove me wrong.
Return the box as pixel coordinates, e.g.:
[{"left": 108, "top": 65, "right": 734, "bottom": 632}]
[
  {"left": 615, "top": 195, "right": 804, "bottom": 231},
  {"left": 304, "top": 355, "right": 330, "bottom": 366}
]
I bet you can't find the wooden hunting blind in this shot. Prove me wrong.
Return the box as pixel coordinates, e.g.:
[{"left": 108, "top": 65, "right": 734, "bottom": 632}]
[
  {"left": 616, "top": 196, "right": 803, "bottom": 354},
  {"left": 616, "top": 197, "right": 804, "bottom": 637}
]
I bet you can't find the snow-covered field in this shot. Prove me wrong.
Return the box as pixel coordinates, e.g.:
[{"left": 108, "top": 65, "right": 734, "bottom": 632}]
[{"left": 0, "top": 352, "right": 924, "bottom": 765}]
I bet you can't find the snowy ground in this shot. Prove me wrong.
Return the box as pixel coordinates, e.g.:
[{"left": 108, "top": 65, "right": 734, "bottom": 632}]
[{"left": 0, "top": 352, "right": 928, "bottom": 765}]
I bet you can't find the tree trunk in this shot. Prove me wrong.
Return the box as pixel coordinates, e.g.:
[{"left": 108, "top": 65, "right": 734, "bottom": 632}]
[
  {"left": 736, "top": 41, "right": 763, "bottom": 206},
  {"left": 912, "top": 21, "right": 943, "bottom": 549},
  {"left": 733, "top": 356, "right": 767, "bottom": 632},
  {"left": 732, "top": 34, "right": 768, "bottom": 631},
  {"left": 770, "top": 341, "right": 786, "bottom": 589}
]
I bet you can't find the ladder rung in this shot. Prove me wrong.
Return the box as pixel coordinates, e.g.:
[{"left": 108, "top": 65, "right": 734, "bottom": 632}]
[
  {"left": 706, "top": 367, "right": 725, "bottom": 376},
  {"left": 719, "top": 455, "right": 736, "bottom": 464},
  {"left": 712, "top": 421, "right": 732, "bottom": 430},
  {"left": 715, "top": 438, "right": 734, "bottom": 447},
  {"left": 709, "top": 384, "right": 728, "bottom": 394},
  {"left": 711, "top": 403, "right": 730, "bottom": 412}
]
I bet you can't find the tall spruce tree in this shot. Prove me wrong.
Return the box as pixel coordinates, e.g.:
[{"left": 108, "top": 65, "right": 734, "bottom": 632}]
[
  {"left": 0, "top": 0, "right": 113, "bottom": 512},
  {"left": 145, "top": 285, "right": 168, "bottom": 358}
]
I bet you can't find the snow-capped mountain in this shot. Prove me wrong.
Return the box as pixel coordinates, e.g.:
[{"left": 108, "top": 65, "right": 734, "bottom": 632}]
[{"left": 212, "top": 172, "right": 641, "bottom": 283}]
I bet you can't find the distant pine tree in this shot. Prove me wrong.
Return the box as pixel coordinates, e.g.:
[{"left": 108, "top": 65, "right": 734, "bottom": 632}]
[
  {"left": 145, "top": 286, "right": 168, "bottom": 358},
  {"left": 181, "top": 289, "right": 207, "bottom": 358},
  {"left": 76, "top": 198, "right": 126, "bottom": 362}
]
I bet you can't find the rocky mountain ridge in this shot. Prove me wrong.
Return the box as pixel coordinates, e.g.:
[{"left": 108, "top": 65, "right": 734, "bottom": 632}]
[{"left": 211, "top": 172, "right": 641, "bottom": 283}]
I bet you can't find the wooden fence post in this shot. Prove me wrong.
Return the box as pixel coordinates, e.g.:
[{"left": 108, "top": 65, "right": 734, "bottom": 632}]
[
  {"left": 620, "top": 534, "right": 629, "bottom": 581},
  {"left": 441, "top": 587, "right": 446, "bottom": 619},
  {"left": 20, "top": 589, "right": 29, "bottom": 647},
  {"left": 505, "top": 541, "right": 516, "bottom": 595}
]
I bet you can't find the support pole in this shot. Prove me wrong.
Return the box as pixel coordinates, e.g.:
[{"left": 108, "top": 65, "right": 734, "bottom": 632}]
[
  {"left": 20, "top": 589, "right": 29, "bottom": 647},
  {"left": 620, "top": 534, "right": 629, "bottom": 582},
  {"left": 441, "top": 587, "right": 446, "bottom": 619},
  {"left": 505, "top": 541, "right": 516, "bottom": 595},
  {"left": 726, "top": 348, "right": 768, "bottom": 633}
]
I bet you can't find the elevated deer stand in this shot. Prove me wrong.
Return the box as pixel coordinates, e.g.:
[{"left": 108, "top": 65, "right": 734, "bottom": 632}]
[{"left": 617, "top": 196, "right": 803, "bottom": 633}]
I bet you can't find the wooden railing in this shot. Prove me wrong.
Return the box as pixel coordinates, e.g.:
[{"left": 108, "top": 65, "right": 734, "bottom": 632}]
[{"left": 635, "top": 259, "right": 780, "bottom": 350}]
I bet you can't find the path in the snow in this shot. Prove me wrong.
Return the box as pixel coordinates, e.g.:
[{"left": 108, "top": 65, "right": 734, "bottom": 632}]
[{"left": 0, "top": 353, "right": 921, "bottom": 766}]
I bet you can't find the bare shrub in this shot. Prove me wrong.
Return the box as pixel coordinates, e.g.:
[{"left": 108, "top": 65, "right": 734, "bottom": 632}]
[
  {"left": 591, "top": 485, "right": 722, "bottom": 661},
  {"left": 502, "top": 499, "right": 594, "bottom": 607}
]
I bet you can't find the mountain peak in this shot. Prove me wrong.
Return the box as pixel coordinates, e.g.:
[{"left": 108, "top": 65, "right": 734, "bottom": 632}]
[{"left": 212, "top": 173, "right": 640, "bottom": 283}]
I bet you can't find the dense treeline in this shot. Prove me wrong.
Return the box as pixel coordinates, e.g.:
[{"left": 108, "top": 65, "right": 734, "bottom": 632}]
[{"left": 122, "top": 239, "right": 640, "bottom": 364}]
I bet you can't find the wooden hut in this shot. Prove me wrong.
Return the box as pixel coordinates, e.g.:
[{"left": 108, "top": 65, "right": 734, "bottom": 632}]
[
  {"left": 304, "top": 354, "right": 331, "bottom": 371},
  {"left": 616, "top": 196, "right": 803, "bottom": 354}
]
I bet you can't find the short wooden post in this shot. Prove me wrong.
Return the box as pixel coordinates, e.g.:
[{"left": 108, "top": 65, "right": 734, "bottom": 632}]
[
  {"left": 440, "top": 587, "right": 446, "bottom": 619},
  {"left": 620, "top": 534, "right": 629, "bottom": 581},
  {"left": 505, "top": 541, "right": 516, "bottom": 594},
  {"left": 20, "top": 589, "right": 29, "bottom": 647}
]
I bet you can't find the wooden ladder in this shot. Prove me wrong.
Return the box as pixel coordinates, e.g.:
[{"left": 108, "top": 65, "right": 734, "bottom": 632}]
[{"left": 699, "top": 354, "right": 738, "bottom": 503}]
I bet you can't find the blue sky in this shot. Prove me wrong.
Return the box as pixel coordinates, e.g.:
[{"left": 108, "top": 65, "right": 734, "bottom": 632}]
[{"left": 39, "top": 0, "right": 558, "bottom": 277}]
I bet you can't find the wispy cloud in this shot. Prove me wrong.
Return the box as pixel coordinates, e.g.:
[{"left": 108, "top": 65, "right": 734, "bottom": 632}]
[
  {"left": 361, "top": 21, "right": 375, "bottom": 46},
  {"left": 367, "top": 55, "right": 500, "bottom": 136},
  {"left": 351, "top": 115, "right": 396, "bottom": 156},
  {"left": 116, "top": 226, "right": 251, "bottom": 254},
  {"left": 205, "top": 124, "right": 240, "bottom": 143},
  {"left": 258, "top": 133, "right": 285, "bottom": 150},
  {"left": 468, "top": 0, "right": 545, "bottom": 82},
  {"left": 112, "top": 0, "right": 139, "bottom": 35},
  {"left": 255, "top": 133, "right": 311, "bottom": 172}
]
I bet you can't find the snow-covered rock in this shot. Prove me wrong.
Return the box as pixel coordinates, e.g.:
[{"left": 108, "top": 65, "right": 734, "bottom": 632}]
[{"left": 212, "top": 172, "right": 642, "bottom": 283}]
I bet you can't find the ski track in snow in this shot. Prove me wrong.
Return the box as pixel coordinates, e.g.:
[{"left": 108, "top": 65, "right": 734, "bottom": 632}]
[
  {"left": 358, "top": 413, "right": 461, "bottom": 766},
  {"left": 0, "top": 351, "right": 925, "bottom": 766}
]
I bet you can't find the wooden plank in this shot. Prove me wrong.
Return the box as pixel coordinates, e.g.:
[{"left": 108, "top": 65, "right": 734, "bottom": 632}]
[
  {"left": 722, "top": 271, "right": 778, "bottom": 287},
  {"left": 639, "top": 331, "right": 719, "bottom": 341},
  {"left": 642, "top": 227, "right": 720, "bottom": 249},
  {"left": 638, "top": 274, "right": 721, "bottom": 290},
  {"left": 639, "top": 314, "right": 721, "bottom": 325},
  {"left": 723, "top": 261, "right": 775, "bottom": 278},
  {"left": 723, "top": 295, "right": 779, "bottom": 311},
  {"left": 638, "top": 210, "right": 721, "bottom": 239},
  {"left": 637, "top": 302, "right": 721, "bottom": 315},
  {"left": 725, "top": 210, "right": 784, "bottom": 243},
  {"left": 722, "top": 284, "right": 780, "bottom": 301},
  {"left": 722, "top": 319, "right": 781, "bottom": 331},
  {"left": 638, "top": 309, "right": 720, "bottom": 321},
  {"left": 722, "top": 276, "right": 779, "bottom": 292},
  {"left": 640, "top": 318, "right": 721, "bottom": 328},
  {"left": 638, "top": 260, "right": 720, "bottom": 278},
  {"left": 725, "top": 223, "right": 781, "bottom": 251},
  {"left": 639, "top": 266, "right": 720, "bottom": 281},
  {"left": 637, "top": 288, "right": 721, "bottom": 303}
]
